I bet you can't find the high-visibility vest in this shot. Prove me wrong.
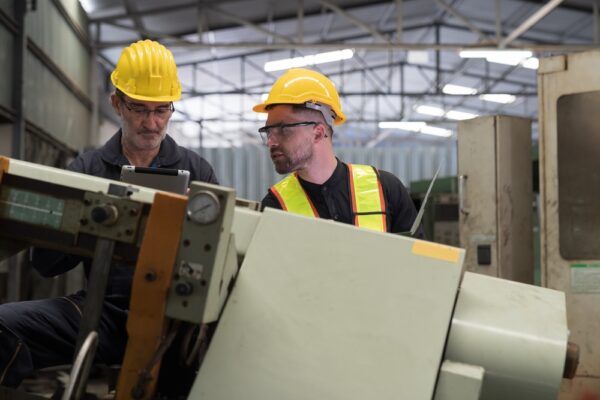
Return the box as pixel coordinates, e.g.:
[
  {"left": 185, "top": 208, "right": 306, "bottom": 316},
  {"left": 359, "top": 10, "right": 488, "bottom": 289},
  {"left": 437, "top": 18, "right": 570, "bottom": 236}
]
[{"left": 270, "top": 164, "right": 387, "bottom": 232}]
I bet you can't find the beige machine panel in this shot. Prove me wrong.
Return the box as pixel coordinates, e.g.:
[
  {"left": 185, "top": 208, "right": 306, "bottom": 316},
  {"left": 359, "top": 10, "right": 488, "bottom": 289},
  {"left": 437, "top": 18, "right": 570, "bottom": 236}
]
[
  {"left": 458, "top": 115, "right": 533, "bottom": 283},
  {"left": 191, "top": 208, "right": 464, "bottom": 400},
  {"left": 538, "top": 50, "right": 600, "bottom": 398}
]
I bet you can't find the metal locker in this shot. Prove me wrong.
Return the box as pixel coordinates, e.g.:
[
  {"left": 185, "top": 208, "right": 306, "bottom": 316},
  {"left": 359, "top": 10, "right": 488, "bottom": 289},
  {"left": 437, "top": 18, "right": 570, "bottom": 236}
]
[{"left": 458, "top": 115, "right": 533, "bottom": 284}]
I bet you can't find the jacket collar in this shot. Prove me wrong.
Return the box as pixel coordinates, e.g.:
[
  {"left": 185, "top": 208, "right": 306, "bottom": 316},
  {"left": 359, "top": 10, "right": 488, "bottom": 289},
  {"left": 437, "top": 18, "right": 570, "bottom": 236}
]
[{"left": 100, "top": 130, "right": 182, "bottom": 167}]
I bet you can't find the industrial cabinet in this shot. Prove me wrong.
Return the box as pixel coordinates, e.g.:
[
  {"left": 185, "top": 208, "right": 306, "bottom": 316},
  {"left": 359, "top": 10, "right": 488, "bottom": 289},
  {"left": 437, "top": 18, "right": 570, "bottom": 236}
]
[
  {"left": 538, "top": 50, "right": 600, "bottom": 399},
  {"left": 457, "top": 115, "right": 533, "bottom": 283}
]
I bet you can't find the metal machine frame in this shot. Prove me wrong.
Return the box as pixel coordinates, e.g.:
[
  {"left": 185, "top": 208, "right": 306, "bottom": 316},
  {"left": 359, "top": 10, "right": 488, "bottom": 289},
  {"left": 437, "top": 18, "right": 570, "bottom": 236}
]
[{"left": 0, "top": 156, "right": 576, "bottom": 400}]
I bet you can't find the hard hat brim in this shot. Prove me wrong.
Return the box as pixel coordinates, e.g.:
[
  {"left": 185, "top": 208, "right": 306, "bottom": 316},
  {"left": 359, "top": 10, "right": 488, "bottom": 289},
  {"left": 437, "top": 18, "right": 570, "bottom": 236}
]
[{"left": 252, "top": 101, "right": 346, "bottom": 126}]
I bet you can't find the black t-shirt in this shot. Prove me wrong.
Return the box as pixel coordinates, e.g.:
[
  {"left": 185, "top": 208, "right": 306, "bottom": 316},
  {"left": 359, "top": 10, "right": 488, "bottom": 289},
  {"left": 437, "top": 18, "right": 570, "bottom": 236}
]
[{"left": 261, "top": 159, "right": 422, "bottom": 236}]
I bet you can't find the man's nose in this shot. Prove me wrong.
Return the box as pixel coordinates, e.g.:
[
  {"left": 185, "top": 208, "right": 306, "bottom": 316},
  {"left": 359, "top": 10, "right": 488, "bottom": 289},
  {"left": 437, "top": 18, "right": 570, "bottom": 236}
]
[
  {"left": 266, "top": 134, "right": 279, "bottom": 147},
  {"left": 142, "top": 112, "right": 160, "bottom": 128}
]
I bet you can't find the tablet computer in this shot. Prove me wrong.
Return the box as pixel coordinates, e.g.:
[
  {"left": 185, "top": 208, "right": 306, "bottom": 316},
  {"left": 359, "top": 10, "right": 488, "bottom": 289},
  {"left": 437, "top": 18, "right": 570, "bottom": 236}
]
[{"left": 120, "top": 165, "right": 190, "bottom": 194}]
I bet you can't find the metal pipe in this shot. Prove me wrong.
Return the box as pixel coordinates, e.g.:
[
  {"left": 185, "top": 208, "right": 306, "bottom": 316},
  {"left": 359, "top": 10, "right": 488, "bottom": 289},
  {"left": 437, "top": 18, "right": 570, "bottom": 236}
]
[
  {"left": 11, "top": 0, "right": 26, "bottom": 160},
  {"left": 434, "top": 0, "right": 488, "bottom": 40},
  {"left": 594, "top": 1, "right": 600, "bottom": 44},
  {"left": 96, "top": 40, "right": 597, "bottom": 51},
  {"left": 499, "top": 0, "right": 565, "bottom": 47},
  {"left": 495, "top": 0, "right": 502, "bottom": 41},
  {"left": 396, "top": 0, "right": 403, "bottom": 43}
]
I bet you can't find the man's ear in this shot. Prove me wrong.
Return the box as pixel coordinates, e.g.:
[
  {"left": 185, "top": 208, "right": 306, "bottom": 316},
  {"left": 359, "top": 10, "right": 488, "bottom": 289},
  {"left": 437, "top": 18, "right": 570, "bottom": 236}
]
[
  {"left": 314, "top": 123, "right": 328, "bottom": 142},
  {"left": 110, "top": 93, "right": 121, "bottom": 116}
]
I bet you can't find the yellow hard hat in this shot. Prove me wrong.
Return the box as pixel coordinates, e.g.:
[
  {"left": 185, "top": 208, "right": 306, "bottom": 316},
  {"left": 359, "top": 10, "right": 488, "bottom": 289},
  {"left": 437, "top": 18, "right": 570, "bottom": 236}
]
[
  {"left": 253, "top": 68, "right": 346, "bottom": 126},
  {"left": 110, "top": 40, "right": 182, "bottom": 102}
]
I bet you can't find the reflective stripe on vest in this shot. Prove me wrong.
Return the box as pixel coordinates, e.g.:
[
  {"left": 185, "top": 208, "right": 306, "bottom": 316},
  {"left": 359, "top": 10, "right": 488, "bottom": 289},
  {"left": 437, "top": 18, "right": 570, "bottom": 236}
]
[
  {"left": 348, "top": 164, "right": 386, "bottom": 232},
  {"left": 271, "top": 172, "right": 318, "bottom": 217},
  {"left": 270, "top": 164, "right": 387, "bottom": 232}
]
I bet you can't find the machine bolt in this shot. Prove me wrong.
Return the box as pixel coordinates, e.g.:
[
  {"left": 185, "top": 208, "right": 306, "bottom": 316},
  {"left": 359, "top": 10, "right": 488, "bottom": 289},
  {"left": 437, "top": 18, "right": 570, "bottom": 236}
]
[{"left": 144, "top": 271, "right": 157, "bottom": 282}]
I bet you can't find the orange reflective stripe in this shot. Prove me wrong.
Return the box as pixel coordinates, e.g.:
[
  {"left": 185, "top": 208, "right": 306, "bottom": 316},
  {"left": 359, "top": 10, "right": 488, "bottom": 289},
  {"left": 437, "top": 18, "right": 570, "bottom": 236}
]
[
  {"left": 271, "top": 173, "right": 318, "bottom": 217},
  {"left": 349, "top": 164, "right": 386, "bottom": 232},
  {"left": 270, "top": 185, "right": 288, "bottom": 211},
  {"left": 0, "top": 156, "right": 9, "bottom": 183},
  {"left": 348, "top": 164, "right": 359, "bottom": 225}
]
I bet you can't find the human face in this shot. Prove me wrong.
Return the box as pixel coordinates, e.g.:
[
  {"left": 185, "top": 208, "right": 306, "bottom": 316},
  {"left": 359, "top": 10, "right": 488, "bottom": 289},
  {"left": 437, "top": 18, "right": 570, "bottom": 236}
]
[
  {"left": 113, "top": 92, "right": 174, "bottom": 151},
  {"left": 262, "top": 105, "right": 319, "bottom": 174}
]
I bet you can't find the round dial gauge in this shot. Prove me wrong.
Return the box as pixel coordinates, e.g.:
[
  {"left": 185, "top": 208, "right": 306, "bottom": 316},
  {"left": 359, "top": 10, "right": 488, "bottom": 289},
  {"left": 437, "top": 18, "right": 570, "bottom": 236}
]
[{"left": 186, "top": 190, "right": 221, "bottom": 224}]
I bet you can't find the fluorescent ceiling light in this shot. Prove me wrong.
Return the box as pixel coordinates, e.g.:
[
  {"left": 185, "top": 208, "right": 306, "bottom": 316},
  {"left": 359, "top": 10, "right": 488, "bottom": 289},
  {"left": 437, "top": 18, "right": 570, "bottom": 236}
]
[
  {"left": 459, "top": 50, "right": 538, "bottom": 70},
  {"left": 264, "top": 49, "right": 354, "bottom": 72},
  {"left": 479, "top": 94, "right": 516, "bottom": 104},
  {"left": 420, "top": 125, "right": 453, "bottom": 137},
  {"left": 443, "top": 84, "right": 477, "bottom": 95},
  {"left": 408, "top": 51, "right": 429, "bottom": 64},
  {"left": 379, "top": 121, "right": 452, "bottom": 138},
  {"left": 78, "top": 0, "right": 94, "bottom": 13},
  {"left": 460, "top": 50, "right": 532, "bottom": 59},
  {"left": 415, "top": 105, "right": 445, "bottom": 117},
  {"left": 521, "top": 57, "right": 539, "bottom": 70},
  {"left": 378, "top": 121, "right": 425, "bottom": 131},
  {"left": 446, "top": 110, "right": 478, "bottom": 120}
]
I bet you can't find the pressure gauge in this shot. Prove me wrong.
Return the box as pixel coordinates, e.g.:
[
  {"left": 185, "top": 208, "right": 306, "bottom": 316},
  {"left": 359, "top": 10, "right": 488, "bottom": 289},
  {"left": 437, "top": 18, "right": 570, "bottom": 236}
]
[{"left": 186, "top": 190, "right": 221, "bottom": 225}]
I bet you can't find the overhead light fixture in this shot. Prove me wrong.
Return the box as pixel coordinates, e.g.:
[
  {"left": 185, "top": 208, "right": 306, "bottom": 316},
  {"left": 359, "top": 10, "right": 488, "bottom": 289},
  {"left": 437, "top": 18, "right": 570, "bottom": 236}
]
[
  {"left": 460, "top": 50, "right": 532, "bottom": 60},
  {"left": 408, "top": 51, "right": 429, "bottom": 64},
  {"left": 445, "top": 110, "right": 478, "bottom": 120},
  {"left": 415, "top": 104, "right": 478, "bottom": 120},
  {"left": 479, "top": 94, "right": 517, "bottom": 104},
  {"left": 378, "top": 121, "right": 452, "bottom": 138},
  {"left": 78, "top": 0, "right": 94, "bottom": 12},
  {"left": 264, "top": 49, "right": 354, "bottom": 72},
  {"left": 459, "top": 50, "right": 538, "bottom": 70},
  {"left": 415, "top": 105, "right": 445, "bottom": 117},
  {"left": 378, "top": 121, "right": 425, "bottom": 131},
  {"left": 420, "top": 125, "right": 453, "bottom": 137},
  {"left": 521, "top": 57, "right": 539, "bottom": 70},
  {"left": 442, "top": 84, "right": 478, "bottom": 95}
]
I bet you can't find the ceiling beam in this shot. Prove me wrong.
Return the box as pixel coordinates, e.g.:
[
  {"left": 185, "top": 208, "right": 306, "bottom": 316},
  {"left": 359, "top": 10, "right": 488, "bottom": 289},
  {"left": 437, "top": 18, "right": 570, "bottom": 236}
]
[
  {"left": 434, "top": 0, "right": 490, "bottom": 41},
  {"left": 122, "top": 0, "right": 144, "bottom": 39},
  {"left": 206, "top": 5, "right": 293, "bottom": 43},
  {"left": 499, "top": 0, "right": 564, "bottom": 47},
  {"left": 96, "top": 39, "right": 596, "bottom": 51},
  {"left": 319, "top": 0, "right": 390, "bottom": 43}
]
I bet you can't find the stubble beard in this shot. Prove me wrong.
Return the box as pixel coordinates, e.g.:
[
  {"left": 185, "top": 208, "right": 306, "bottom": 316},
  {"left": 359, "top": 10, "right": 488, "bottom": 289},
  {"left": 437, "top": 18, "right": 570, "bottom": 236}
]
[{"left": 272, "top": 141, "right": 313, "bottom": 175}]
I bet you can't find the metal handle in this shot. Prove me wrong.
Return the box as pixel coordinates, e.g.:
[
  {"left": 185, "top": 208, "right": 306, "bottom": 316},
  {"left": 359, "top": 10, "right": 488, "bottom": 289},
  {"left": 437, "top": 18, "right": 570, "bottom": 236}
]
[
  {"left": 62, "top": 331, "right": 99, "bottom": 400},
  {"left": 459, "top": 174, "right": 470, "bottom": 215}
]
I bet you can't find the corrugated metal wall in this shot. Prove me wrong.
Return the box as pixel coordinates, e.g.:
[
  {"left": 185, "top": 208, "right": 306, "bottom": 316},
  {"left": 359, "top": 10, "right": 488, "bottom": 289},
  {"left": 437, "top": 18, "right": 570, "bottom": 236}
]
[
  {"left": 24, "top": 0, "right": 91, "bottom": 150},
  {"left": 0, "top": 21, "right": 12, "bottom": 107},
  {"left": 0, "top": 0, "right": 91, "bottom": 159},
  {"left": 199, "top": 143, "right": 457, "bottom": 201}
]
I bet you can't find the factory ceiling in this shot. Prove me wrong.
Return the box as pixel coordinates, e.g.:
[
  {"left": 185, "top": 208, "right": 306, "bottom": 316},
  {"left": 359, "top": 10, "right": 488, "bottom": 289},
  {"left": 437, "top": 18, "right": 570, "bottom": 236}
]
[{"left": 80, "top": 0, "right": 599, "bottom": 148}]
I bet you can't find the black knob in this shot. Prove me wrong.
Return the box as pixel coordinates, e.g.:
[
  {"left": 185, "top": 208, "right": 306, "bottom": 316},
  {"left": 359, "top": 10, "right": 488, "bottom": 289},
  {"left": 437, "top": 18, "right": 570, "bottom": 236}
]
[
  {"left": 175, "top": 282, "right": 193, "bottom": 296},
  {"left": 90, "top": 204, "right": 119, "bottom": 225}
]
